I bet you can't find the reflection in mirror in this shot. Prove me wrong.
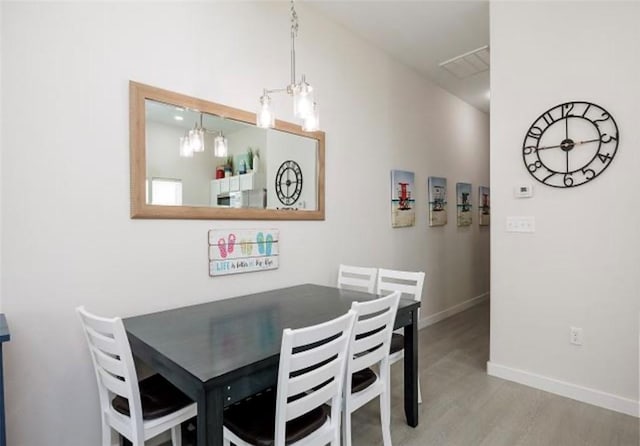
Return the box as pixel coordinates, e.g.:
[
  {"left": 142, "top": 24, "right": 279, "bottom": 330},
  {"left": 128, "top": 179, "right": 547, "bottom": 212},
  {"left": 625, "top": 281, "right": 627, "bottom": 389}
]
[
  {"left": 145, "top": 100, "right": 318, "bottom": 210},
  {"left": 130, "top": 82, "right": 325, "bottom": 220}
]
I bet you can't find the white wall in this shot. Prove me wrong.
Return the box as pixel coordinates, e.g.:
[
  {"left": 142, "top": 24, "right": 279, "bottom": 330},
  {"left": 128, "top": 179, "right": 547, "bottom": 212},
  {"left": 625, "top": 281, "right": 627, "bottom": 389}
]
[
  {"left": 0, "top": 1, "right": 3, "bottom": 311},
  {"left": 489, "top": 1, "right": 640, "bottom": 416},
  {"left": 1, "top": 2, "right": 489, "bottom": 444}
]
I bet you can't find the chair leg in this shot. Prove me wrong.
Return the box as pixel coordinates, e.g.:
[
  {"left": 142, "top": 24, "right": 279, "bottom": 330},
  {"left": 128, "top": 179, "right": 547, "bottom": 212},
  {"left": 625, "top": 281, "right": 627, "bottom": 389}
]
[
  {"left": 380, "top": 404, "right": 392, "bottom": 446},
  {"left": 332, "top": 424, "right": 341, "bottom": 446},
  {"left": 101, "top": 423, "right": 113, "bottom": 446},
  {"left": 171, "top": 425, "right": 182, "bottom": 446},
  {"left": 380, "top": 376, "right": 392, "bottom": 446},
  {"left": 342, "top": 407, "right": 352, "bottom": 446}
]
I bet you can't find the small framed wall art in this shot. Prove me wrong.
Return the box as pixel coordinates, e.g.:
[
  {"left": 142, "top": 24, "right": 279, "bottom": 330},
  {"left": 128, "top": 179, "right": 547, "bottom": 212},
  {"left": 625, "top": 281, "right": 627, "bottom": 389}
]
[
  {"left": 478, "top": 186, "right": 490, "bottom": 226},
  {"left": 390, "top": 170, "right": 416, "bottom": 228},
  {"left": 208, "top": 229, "right": 279, "bottom": 276},
  {"left": 456, "top": 182, "right": 472, "bottom": 227},
  {"left": 428, "top": 176, "right": 448, "bottom": 226}
]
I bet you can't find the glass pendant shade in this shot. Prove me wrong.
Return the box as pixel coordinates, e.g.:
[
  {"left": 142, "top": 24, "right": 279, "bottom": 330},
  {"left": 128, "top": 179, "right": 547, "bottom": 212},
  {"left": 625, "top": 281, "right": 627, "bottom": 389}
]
[
  {"left": 213, "top": 133, "right": 228, "bottom": 157},
  {"left": 179, "top": 135, "right": 194, "bottom": 158},
  {"left": 189, "top": 126, "right": 204, "bottom": 153},
  {"left": 302, "top": 102, "right": 319, "bottom": 132},
  {"left": 294, "top": 80, "right": 314, "bottom": 119},
  {"left": 257, "top": 2, "right": 320, "bottom": 131},
  {"left": 257, "top": 95, "right": 275, "bottom": 129}
]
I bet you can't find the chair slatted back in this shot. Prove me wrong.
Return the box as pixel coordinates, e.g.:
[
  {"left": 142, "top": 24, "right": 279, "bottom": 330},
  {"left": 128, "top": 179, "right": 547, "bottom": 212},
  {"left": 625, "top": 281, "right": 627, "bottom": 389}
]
[
  {"left": 346, "top": 293, "right": 400, "bottom": 392},
  {"left": 77, "top": 307, "right": 143, "bottom": 439},
  {"left": 337, "top": 264, "right": 377, "bottom": 294},
  {"left": 275, "top": 310, "right": 356, "bottom": 445},
  {"left": 377, "top": 269, "right": 425, "bottom": 319}
]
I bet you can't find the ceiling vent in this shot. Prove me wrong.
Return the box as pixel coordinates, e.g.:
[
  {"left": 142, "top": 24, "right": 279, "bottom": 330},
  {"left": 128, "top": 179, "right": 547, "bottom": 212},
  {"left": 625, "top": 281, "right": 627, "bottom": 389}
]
[{"left": 439, "top": 45, "right": 489, "bottom": 79}]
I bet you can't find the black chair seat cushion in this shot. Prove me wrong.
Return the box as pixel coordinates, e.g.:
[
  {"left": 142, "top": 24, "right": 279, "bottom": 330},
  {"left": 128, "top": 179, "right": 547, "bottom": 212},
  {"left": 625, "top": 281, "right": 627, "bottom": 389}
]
[
  {"left": 351, "top": 368, "right": 376, "bottom": 393},
  {"left": 224, "top": 389, "right": 329, "bottom": 446},
  {"left": 390, "top": 333, "right": 404, "bottom": 354},
  {"left": 112, "top": 374, "right": 192, "bottom": 420}
]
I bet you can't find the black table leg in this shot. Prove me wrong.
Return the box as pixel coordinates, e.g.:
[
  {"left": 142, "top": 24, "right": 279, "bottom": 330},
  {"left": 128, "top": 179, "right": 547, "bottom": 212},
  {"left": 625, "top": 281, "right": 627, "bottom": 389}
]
[
  {"left": 197, "top": 387, "right": 224, "bottom": 446},
  {"left": 403, "top": 309, "right": 419, "bottom": 427},
  {"left": 0, "top": 344, "right": 6, "bottom": 446}
]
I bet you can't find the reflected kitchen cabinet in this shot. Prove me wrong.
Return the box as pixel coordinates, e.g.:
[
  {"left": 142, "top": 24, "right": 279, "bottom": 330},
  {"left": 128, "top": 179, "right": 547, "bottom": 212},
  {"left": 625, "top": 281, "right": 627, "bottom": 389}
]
[{"left": 210, "top": 172, "right": 266, "bottom": 207}]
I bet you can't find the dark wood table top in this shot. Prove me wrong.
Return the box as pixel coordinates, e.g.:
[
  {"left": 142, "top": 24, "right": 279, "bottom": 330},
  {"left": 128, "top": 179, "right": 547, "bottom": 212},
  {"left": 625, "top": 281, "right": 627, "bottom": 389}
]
[
  {"left": 124, "top": 284, "right": 419, "bottom": 383},
  {"left": 0, "top": 315, "right": 8, "bottom": 344}
]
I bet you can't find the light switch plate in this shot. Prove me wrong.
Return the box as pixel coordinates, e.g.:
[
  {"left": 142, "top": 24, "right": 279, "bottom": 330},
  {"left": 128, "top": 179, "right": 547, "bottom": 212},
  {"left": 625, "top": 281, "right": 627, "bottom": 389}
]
[{"left": 506, "top": 216, "right": 535, "bottom": 233}]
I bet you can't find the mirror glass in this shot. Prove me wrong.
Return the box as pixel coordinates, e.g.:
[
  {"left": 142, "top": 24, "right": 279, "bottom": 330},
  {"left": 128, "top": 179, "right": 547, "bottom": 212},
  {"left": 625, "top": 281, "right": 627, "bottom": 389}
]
[{"left": 130, "top": 82, "right": 325, "bottom": 220}]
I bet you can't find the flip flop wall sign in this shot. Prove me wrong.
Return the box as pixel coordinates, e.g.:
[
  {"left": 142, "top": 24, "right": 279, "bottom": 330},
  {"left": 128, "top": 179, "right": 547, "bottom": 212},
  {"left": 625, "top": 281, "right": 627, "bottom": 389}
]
[{"left": 208, "top": 229, "right": 279, "bottom": 277}]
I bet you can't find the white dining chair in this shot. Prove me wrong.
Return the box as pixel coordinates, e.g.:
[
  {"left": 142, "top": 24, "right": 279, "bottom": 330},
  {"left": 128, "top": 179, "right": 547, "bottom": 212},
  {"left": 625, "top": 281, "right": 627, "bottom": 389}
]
[
  {"left": 337, "top": 264, "right": 378, "bottom": 294},
  {"left": 76, "top": 307, "right": 197, "bottom": 446},
  {"left": 343, "top": 292, "right": 401, "bottom": 446},
  {"left": 223, "top": 310, "right": 356, "bottom": 446},
  {"left": 376, "top": 268, "right": 426, "bottom": 404}
]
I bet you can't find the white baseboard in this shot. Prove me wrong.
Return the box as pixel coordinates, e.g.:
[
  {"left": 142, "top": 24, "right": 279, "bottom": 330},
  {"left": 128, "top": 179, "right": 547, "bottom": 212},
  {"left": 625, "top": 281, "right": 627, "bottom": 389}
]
[
  {"left": 487, "top": 361, "right": 639, "bottom": 418},
  {"left": 418, "top": 292, "right": 489, "bottom": 330}
]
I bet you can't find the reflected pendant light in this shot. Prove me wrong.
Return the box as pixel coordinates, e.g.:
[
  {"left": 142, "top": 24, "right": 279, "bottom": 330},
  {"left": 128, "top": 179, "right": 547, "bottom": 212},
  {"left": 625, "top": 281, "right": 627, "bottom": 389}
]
[
  {"left": 189, "top": 114, "right": 205, "bottom": 153},
  {"left": 179, "top": 132, "right": 194, "bottom": 158},
  {"left": 257, "top": 0, "right": 320, "bottom": 131},
  {"left": 213, "top": 131, "right": 228, "bottom": 158}
]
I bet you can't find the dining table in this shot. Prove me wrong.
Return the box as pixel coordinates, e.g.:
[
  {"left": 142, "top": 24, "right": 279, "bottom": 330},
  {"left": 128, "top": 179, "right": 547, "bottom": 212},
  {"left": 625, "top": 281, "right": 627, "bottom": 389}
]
[{"left": 124, "top": 283, "right": 420, "bottom": 446}]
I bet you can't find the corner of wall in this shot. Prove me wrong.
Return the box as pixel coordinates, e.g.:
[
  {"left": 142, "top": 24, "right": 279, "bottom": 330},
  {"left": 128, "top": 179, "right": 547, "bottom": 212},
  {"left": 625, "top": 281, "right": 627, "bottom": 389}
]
[{"left": 0, "top": 0, "right": 4, "bottom": 311}]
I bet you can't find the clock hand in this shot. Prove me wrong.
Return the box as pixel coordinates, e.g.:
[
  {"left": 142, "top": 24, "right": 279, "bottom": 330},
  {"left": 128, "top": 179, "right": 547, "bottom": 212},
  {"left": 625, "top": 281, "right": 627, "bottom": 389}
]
[{"left": 536, "top": 138, "right": 601, "bottom": 151}]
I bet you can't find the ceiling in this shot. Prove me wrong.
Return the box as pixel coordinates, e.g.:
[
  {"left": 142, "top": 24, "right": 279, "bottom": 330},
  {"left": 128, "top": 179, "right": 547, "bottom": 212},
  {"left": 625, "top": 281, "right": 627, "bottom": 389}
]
[
  {"left": 308, "top": 0, "right": 490, "bottom": 113},
  {"left": 146, "top": 100, "right": 251, "bottom": 134}
]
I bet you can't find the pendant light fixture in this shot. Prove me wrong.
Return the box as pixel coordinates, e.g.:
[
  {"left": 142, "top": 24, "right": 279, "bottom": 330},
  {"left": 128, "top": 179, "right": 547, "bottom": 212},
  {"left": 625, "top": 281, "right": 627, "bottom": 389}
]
[
  {"left": 213, "top": 131, "right": 228, "bottom": 158},
  {"left": 179, "top": 132, "right": 194, "bottom": 158},
  {"left": 189, "top": 114, "right": 205, "bottom": 153},
  {"left": 178, "top": 113, "right": 228, "bottom": 158},
  {"left": 257, "top": 0, "right": 319, "bottom": 132}
]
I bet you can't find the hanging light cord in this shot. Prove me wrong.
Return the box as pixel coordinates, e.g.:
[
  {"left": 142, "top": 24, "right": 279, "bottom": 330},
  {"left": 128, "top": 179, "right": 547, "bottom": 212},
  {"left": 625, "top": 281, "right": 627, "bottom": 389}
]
[{"left": 290, "top": 0, "right": 298, "bottom": 87}]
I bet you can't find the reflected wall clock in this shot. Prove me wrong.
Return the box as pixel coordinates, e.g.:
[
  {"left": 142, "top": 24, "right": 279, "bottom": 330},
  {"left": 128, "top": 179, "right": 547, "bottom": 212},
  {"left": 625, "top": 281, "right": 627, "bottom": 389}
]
[
  {"left": 522, "top": 101, "right": 619, "bottom": 188},
  {"left": 275, "top": 160, "right": 303, "bottom": 206}
]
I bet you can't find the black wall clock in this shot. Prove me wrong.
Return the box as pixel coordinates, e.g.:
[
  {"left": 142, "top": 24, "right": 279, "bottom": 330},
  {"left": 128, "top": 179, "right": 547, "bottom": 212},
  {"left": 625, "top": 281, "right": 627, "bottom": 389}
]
[
  {"left": 275, "top": 160, "right": 303, "bottom": 206},
  {"left": 522, "top": 101, "right": 619, "bottom": 188}
]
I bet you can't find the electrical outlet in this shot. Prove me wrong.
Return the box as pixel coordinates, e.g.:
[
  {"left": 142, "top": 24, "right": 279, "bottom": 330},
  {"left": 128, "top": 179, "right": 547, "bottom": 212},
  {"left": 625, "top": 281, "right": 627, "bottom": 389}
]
[{"left": 570, "top": 326, "right": 583, "bottom": 346}]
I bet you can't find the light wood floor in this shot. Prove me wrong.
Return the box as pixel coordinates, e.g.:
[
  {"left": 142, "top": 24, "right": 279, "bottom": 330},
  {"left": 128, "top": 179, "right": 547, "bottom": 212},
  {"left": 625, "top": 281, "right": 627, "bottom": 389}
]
[
  {"left": 351, "top": 301, "right": 639, "bottom": 446},
  {"left": 167, "top": 301, "right": 638, "bottom": 446}
]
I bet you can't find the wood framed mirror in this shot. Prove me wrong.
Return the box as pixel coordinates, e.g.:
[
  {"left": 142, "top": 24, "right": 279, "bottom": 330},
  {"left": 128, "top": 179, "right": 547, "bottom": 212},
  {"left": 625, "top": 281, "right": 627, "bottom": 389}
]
[{"left": 130, "top": 81, "right": 325, "bottom": 220}]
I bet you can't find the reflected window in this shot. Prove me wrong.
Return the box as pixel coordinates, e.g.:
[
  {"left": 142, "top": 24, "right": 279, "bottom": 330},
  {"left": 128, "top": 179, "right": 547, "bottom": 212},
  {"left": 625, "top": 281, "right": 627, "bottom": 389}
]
[{"left": 150, "top": 178, "right": 183, "bottom": 206}]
